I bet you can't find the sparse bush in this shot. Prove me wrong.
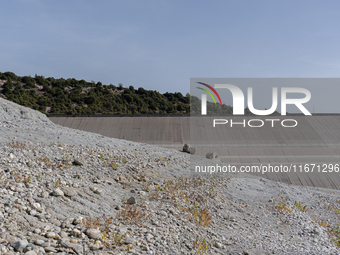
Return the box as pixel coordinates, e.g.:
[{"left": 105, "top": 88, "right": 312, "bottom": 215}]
[
  {"left": 81, "top": 216, "right": 101, "bottom": 230},
  {"left": 194, "top": 236, "right": 209, "bottom": 255},
  {"left": 294, "top": 201, "right": 309, "bottom": 212},
  {"left": 116, "top": 204, "right": 151, "bottom": 223},
  {"left": 279, "top": 217, "right": 289, "bottom": 225},
  {"left": 272, "top": 197, "right": 293, "bottom": 214},
  {"left": 190, "top": 207, "right": 212, "bottom": 226},
  {"left": 328, "top": 224, "right": 340, "bottom": 247},
  {"left": 148, "top": 177, "right": 214, "bottom": 227},
  {"left": 314, "top": 218, "right": 328, "bottom": 227},
  {"left": 6, "top": 140, "right": 26, "bottom": 149}
]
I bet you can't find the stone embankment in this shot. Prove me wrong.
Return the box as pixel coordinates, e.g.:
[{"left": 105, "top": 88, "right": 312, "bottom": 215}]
[{"left": 0, "top": 98, "right": 340, "bottom": 254}]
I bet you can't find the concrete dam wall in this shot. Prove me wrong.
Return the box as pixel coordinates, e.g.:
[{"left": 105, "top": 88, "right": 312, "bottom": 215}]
[
  {"left": 50, "top": 116, "right": 190, "bottom": 150},
  {"left": 50, "top": 115, "right": 340, "bottom": 189}
]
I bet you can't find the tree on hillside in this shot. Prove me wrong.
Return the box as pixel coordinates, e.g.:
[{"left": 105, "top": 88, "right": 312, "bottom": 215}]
[
  {"left": 2, "top": 79, "right": 13, "bottom": 95},
  {"left": 0, "top": 71, "right": 193, "bottom": 115}
]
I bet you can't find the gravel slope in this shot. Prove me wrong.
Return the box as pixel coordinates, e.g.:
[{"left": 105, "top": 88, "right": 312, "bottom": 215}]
[{"left": 0, "top": 97, "right": 340, "bottom": 255}]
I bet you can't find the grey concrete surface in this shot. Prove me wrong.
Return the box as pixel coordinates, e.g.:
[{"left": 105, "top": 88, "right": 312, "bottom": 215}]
[
  {"left": 50, "top": 115, "right": 340, "bottom": 189},
  {"left": 50, "top": 116, "right": 190, "bottom": 150}
]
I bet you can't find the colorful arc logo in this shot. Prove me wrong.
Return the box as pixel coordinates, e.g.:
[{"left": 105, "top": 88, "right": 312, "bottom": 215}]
[{"left": 196, "top": 82, "right": 223, "bottom": 106}]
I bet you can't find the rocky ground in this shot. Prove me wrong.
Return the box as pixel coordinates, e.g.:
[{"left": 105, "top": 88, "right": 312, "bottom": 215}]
[{"left": 1, "top": 97, "right": 340, "bottom": 255}]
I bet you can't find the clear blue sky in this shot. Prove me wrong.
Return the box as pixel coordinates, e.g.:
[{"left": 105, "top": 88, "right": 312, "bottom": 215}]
[{"left": 1, "top": 0, "right": 340, "bottom": 95}]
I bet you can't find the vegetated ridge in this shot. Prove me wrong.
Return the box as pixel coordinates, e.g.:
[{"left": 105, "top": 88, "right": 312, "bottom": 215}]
[{"left": 0, "top": 71, "right": 234, "bottom": 116}]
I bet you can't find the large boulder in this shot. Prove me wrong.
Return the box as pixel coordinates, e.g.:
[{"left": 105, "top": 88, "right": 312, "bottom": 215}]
[
  {"left": 85, "top": 228, "right": 102, "bottom": 239},
  {"left": 73, "top": 158, "right": 87, "bottom": 166},
  {"left": 182, "top": 144, "right": 196, "bottom": 154}
]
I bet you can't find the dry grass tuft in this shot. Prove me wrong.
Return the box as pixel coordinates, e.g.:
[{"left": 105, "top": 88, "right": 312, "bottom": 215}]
[
  {"left": 274, "top": 201, "right": 293, "bottom": 214},
  {"left": 147, "top": 176, "right": 215, "bottom": 227},
  {"left": 81, "top": 216, "right": 101, "bottom": 230},
  {"left": 190, "top": 207, "right": 212, "bottom": 226},
  {"left": 116, "top": 204, "right": 151, "bottom": 223},
  {"left": 6, "top": 140, "right": 37, "bottom": 150},
  {"left": 194, "top": 236, "right": 209, "bottom": 255},
  {"left": 294, "top": 201, "right": 309, "bottom": 212},
  {"left": 314, "top": 218, "right": 328, "bottom": 227},
  {"left": 279, "top": 217, "right": 290, "bottom": 225}
]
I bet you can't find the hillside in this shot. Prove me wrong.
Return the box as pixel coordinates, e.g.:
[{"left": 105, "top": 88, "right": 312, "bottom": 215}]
[
  {"left": 0, "top": 71, "right": 194, "bottom": 115},
  {"left": 0, "top": 71, "right": 235, "bottom": 116}
]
